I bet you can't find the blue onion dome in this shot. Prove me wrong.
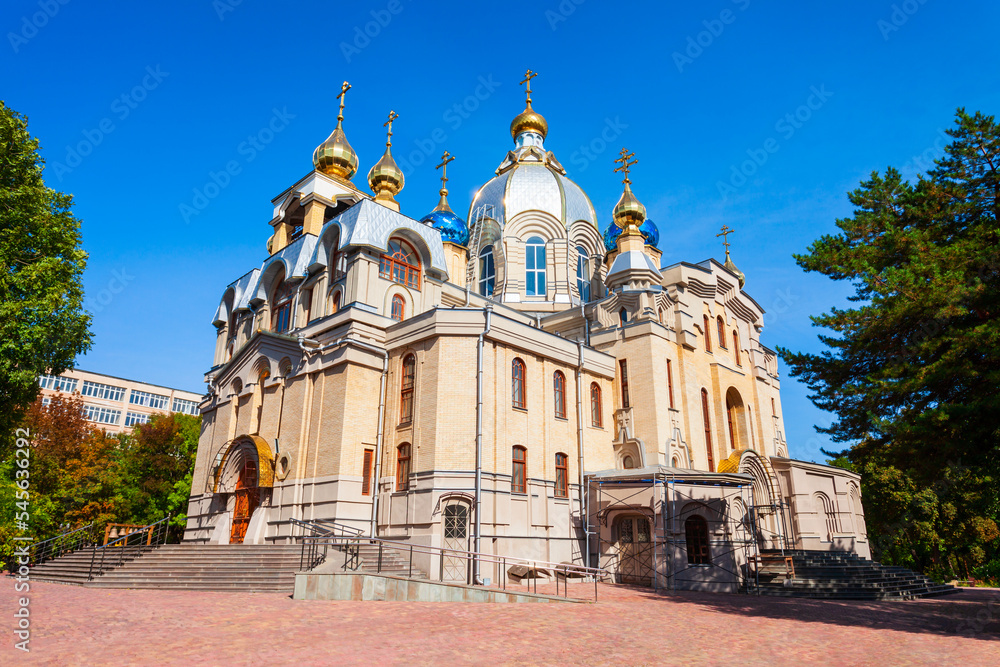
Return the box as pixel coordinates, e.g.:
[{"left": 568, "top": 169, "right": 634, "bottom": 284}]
[
  {"left": 640, "top": 218, "right": 659, "bottom": 248},
  {"left": 603, "top": 221, "right": 622, "bottom": 252},
  {"left": 421, "top": 208, "right": 469, "bottom": 246}
]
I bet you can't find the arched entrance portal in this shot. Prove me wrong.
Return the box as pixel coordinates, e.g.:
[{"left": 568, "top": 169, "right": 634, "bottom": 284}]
[
  {"left": 614, "top": 514, "right": 654, "bottom": 585},
  {"left": 231, "top": 458, "right": 259, "bottom": 544}
]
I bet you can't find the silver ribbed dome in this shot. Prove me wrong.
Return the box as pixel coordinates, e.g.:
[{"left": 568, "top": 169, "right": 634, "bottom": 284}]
[{"left": 468, "top": 162, "right": 597, "bottom": 229}]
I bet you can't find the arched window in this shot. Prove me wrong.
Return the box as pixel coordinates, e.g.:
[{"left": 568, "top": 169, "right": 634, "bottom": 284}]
[
  {"left": 553, "top": 371, "right": 566, "bottom": 419},
  {"left": 525, "top": 236, "right": 546, "bottom": 297},
  {"left": 512, "top": 446, "right": 527, "bottom": 493},
  {"left": 380, "top": 238, "right": 421, "bottom": 290},
  {"left": 361, "top": 449, "right": 373, "bottom": 496},
  {"left": 330, "top": 290, "right": 342, "bottom": 314},
  {"left": 270, "top": 276, "right": 294, "bottom": 333},
  {"left": 717, "top": 316, "right": 727, "bottom": 349},
  {"left": 733, "top": 330, "right": 741, "bottom": 365},
  {"left": 396, "top": 443, "right": 411, "bottom": 491},
  {"left": 726, "top": 393, "right": 738, "bottom": 451},
  {"left": 666, "top": 359, "right": 675, "bottom": 409},
  {"left": 590, "top": 382, "right": 602, "bottom": 427},
  {"left": 399, "top": 354, "right": 415, "bottom": 424},
  {"left": 555, "top": 452, "right": 568, "bottom": 497},
  {"left": 512, "top": 358, "right": 526, "bottom": 409},
  {"left": 390, "top": 294, "right": 405, "bottom": 322},
  {"left": 331, "top": 250, "right": 347, "bottom": 282},
  {"left": 701, "top": 389, "right": 715, "bottom": 472},
  {"left": 703, "top": 315, "right": 712, "bottom": 352},
  {"left": 623, "top": 455, "right": 634, "bottom": 469},
  {"left": 478, "top": 244, "right": 495, "bottom": 296},
  {"left": 576, "top": 246, "right": 591, "bottom": 302},
  {"left": 619, "top": 307, "right": 628, "bottom": 327},
  {"left": 685, "top": 515, "right": 711, "bottom": 564}
]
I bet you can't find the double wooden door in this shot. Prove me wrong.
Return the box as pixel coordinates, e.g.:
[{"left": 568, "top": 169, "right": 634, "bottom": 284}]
[{"left": 230, "top": 459, "right": 259, "bottom": 544}]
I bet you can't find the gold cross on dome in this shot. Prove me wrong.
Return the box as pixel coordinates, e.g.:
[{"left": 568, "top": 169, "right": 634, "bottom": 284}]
[
  {"left": 383, "top": 110, "right": 399, "bottom": 147},
  {"left": 436, "top": 151, "right": 455, "bottom": 188},
  {"left": 336, "top": 81, "right": 351, "bottom": 121},
  {"left": 520, "top": 69, "right": 538, "bottom": 107},
  {"left": 717, "top": 224, "right": 735, "bottom": 253},
  {"left": 613, "top": 148, "right": 637, "bottom": 184}
]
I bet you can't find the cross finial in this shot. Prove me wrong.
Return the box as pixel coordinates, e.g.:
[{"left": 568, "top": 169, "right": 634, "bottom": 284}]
[
  {"left": 336, "top": 81, "right": 351, "bottom": 122},
  {"left": 383, "top": 110, "right": 399, "bottom": 147},
  {"left": 716, "top": 224, "right": 735, "bottom": 255},
  {"left": 520, "top": 69, "right": 538, "bottom": 108},
  {"left": 436, "top": 151, "right": 455, "bottom": 193},
  {"left": 613, "top": 148, "right": 638, "bottom": 184}
]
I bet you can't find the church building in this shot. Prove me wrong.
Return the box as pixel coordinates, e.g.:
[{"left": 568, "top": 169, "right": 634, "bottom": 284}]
[{"left": 184, "top": 73, "right": 868, "bottom": 592}]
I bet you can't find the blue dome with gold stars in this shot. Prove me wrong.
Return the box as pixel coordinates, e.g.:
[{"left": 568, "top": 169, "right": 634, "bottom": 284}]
[
  {"left": 640, "top": 218, "right": 659, "bottom": 248},
  {"left": 603, "top": 222, "right": 622, "bottom": 252},
  {"left": 421, "top": 209, "right": 469, "bottom": 246}
]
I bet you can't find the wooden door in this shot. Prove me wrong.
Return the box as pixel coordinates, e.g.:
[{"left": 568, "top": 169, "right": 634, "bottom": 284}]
[
  {"left": 230, "top": 459, "right": 259, "bottom": 544},
  {"left": 615, "top": 514, "right": 654, "bottom": 585}
]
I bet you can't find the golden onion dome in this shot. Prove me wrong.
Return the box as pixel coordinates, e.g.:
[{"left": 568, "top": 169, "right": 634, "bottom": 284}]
[
  {"left": 613, "top": 182, "right": 647, "bottom": 233},
  {"left": 368, "top": 146, "right": 404, "bottom": 197},
  {"left": 510, "top": 106, "right": 548, "bottom": 140},
  {"left": 313, "top": 122, "right": 359, "bottom": 181},
  {"left": 724, "top": 250, "right": 746, "bottom": 289}
]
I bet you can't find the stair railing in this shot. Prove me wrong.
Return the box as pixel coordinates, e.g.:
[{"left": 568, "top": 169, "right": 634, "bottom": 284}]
[
  {"left": 29, "top": 522, "right": 98, "bottom": 567},
  {"left": 87, "top": 514, "right": 171, "bottom": 581},
  {"left": 288, "top": 517, "right": 364, "bottom": 570},
  {"left": 298, "top": 533, "right": 612, "bottom": 602}
]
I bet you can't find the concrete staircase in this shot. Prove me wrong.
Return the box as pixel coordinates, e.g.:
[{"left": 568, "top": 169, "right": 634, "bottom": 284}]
[
  {"left": 27, "top": 541, "right": 428, "bottom": 594},
  {"left": 756, "top": 549, "right": 959, "bottom": 600}
]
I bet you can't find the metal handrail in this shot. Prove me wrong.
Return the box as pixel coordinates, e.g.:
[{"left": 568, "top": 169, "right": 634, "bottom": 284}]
[
  {"left": 29, "top": 522, "right": 97, "bottom": 566},
  {"left": 87, "top": 515, "right": 171, "bottom": 581},
  {"left": 298, "top": 533, "right": 611, "bottom": 601}
]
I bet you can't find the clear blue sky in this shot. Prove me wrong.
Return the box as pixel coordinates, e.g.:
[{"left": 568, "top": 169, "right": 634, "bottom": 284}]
[{"left": 3, "top": 0, "right": 997, "bottom": 462}]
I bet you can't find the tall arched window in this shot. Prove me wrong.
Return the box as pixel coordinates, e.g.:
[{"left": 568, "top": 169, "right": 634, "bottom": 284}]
[
  {"left": 553, "top": 371, "right": 566, "bottom": 419},
  {"left": 685, "top": 515, "right": 711, "bottom": 564},
  {"left": 396, "top": 443, "right": 411, "bottom": 491},
  {"left": 478, "top": 244, "right": 495, "bottom": 296},
  {"left": 666, "top": 358, "right": 675, "bottom": 409},
  {"left": 576, "top": 246, "right": 591, "bottom": 302},
  {"left": 733, "top": 330, "right": 741, "bottom": 366},
  {"left": 555, "top": 452, "right": 568, "bottom": 497},
  {"left": 590, "top": 382, "right": 602, "bottom": 427},
  {"left": 717, "top": 316, "right": 727, "bottom": 349},
  {"left": 619, "top": 360, "right": 630, "bottom": 409},
  {"left": 380, "top": 238, "right": 421, "bottom": 289},
  {"left": 703, "top": 315, "right": 712, "bottom": 352},
  {"left": 701, "top": 388, "right": 715, "bottom": 472},
  {"left": 512, "top": 446, "right": 527, "bottom": 493},
  {"left": 399, "top": 353, "right": 415, "bottom": 424},
  {"left": 726, "top": 393, "right": 738, "bottom": 451},
  {"left": 619, "top": 308, "right": 628, "bottom": 328},
  {"left": 390, "top": 294, "right": 405, "bottom": 321},
  {"left": 331, "top": 251, "right": 347, "bottom": 282},
  {"left": 270, "top": 277, "right": 294, "bottom": 333},
  {"left": 525, "top": 236, "right": 546, "bottom": 297},
  {"left": 512, "top": 358, "right": 526, "bottom": 409},
  {"left": 330, "top": 290, "right": 342, "bottom": 314}
]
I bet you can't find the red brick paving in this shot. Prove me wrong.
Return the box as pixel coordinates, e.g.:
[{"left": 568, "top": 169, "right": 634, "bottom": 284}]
[{"left": 2, "top": 580, "right": 997, "bottom": 666}]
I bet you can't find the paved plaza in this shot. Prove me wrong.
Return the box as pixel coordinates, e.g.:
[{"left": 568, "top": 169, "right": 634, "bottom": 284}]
[{"left": 2, "top": 580, "right": 997, "bottom": 665}]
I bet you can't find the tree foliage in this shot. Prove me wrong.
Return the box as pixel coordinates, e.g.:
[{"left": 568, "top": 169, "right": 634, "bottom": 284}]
[
  {"left": 0, "top": 101, "right": 92, "bottom": 455},
  {"left": 780, "top": 109, "right": 1000, "bottom": 581}
]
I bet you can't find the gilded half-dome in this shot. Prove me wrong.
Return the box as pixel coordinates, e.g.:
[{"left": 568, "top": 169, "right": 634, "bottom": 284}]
[{"left": 313, "top": 81, "right": 359, "bottom": 181}]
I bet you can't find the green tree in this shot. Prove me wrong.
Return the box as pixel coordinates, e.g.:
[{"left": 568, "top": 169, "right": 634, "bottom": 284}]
[
  {"left": 0, "top": 101, "right": 92, "bottom": 457},
  {"left": 119, "top": 412, "right": 200, "bottom": 541},
  {"left": 779, "top": 109, "right": 1000, "bottom": 582}
]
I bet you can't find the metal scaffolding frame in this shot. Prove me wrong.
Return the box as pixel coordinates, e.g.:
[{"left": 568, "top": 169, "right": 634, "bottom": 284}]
[{"left": 588, "top": 469, "right": 788, "bottom": 595}]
